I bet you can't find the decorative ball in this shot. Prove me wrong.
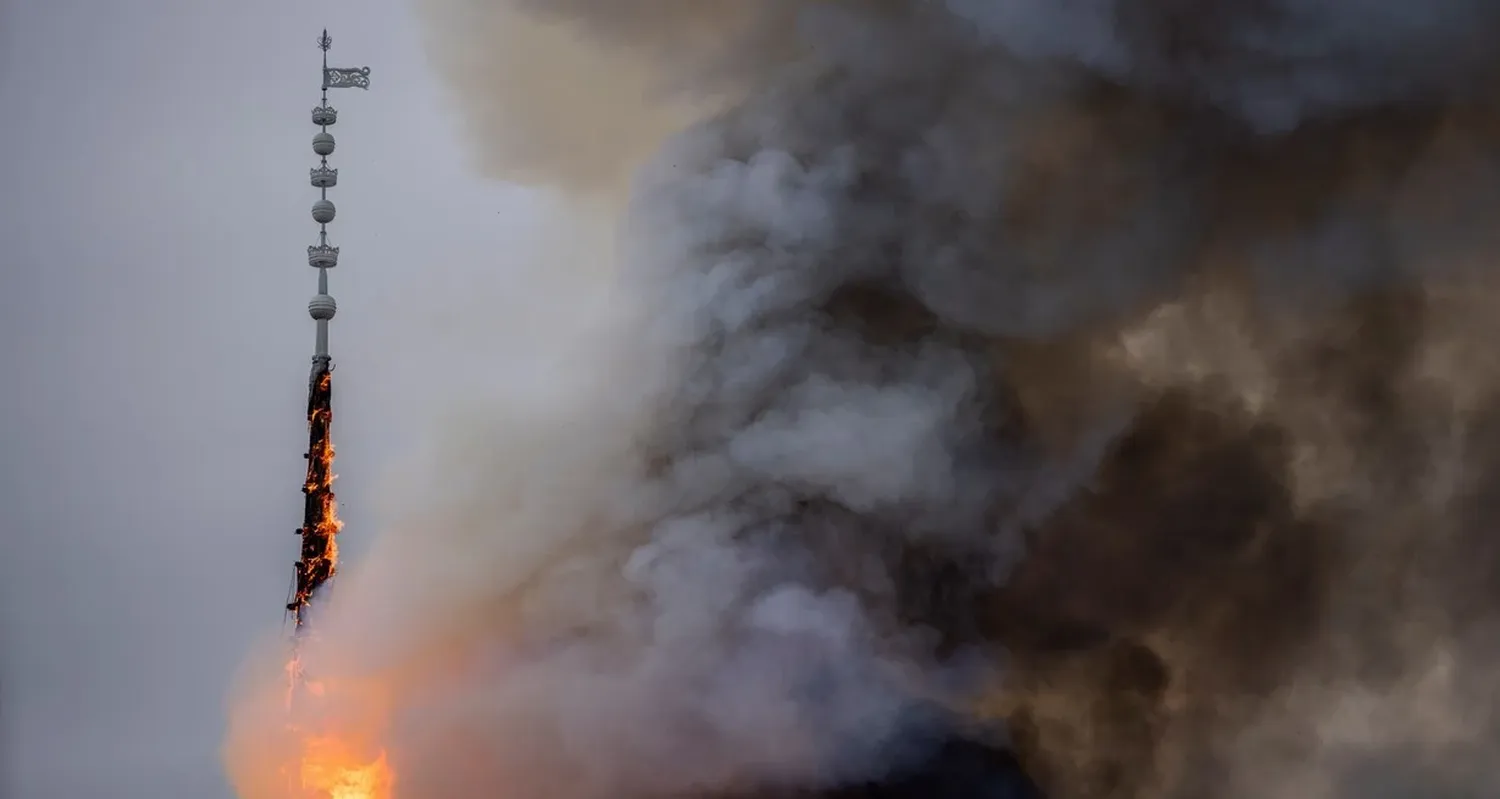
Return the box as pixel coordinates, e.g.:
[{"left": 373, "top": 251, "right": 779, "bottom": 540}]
[
  {"left": 313, "top": 131, "right": 336, "bottom": 156},
  {"left": 312, "top": 199, "right": 336, "bottom": 224},
  {"left": 308, "top": 294, "right": 337, "bottom": 321}
]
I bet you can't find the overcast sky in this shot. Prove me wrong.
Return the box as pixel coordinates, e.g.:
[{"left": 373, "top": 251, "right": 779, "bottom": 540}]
[{"left": 0, "top": 2, "right": 538, "bottom": 795}]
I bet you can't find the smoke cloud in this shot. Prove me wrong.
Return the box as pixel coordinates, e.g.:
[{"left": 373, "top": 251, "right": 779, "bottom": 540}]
[{"left": 226, "top": 1, "right": 1500, "bottom": 797}]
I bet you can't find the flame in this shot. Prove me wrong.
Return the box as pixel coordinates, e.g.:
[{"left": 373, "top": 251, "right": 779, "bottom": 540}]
[
  {"left": 279, "top": 649, "right": 396, "bottom": 799},
  {"left": 297, "top": 733, "right": 395, "bottom": 799},
  {"left": 229, "top": 362, "right": 388, "bottom": 798},
  {"left": 291, "top": 367, "right": 344, "bottom": 627},
  {"left": 276, "top": 368, "right": 391, "bottom": 798}
]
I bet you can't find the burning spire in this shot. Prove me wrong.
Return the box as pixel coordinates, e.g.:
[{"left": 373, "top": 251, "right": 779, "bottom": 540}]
[
  {"left": 288, "top": 28, "right": 370, "bottom": 632},
  {"left": 267, "top": 31, "right": 392, "bottom": 799}
]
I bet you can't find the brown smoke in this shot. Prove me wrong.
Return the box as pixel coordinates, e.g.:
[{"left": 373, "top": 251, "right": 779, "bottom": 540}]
[{"left": 226, "top": 1, "right": 1500, "bottom": 797}]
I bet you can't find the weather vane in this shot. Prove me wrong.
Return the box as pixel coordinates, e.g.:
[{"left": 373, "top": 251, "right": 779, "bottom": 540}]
[{"left": 320, "top": 29, "right": 372, "bottom": 91}]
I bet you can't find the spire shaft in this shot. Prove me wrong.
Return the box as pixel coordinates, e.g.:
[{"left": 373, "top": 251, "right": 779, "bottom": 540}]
[{"left": 290, "top": 30, "right": 369, "bottom": 634}]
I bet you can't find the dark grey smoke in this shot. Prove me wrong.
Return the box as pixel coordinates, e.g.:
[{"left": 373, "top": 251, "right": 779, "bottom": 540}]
[
  {"left": 228, "top": 2, "right": 1500, "bottom": 797},
  {"left": 947, "top": 0, "right": 1500, "bottom": 132}
]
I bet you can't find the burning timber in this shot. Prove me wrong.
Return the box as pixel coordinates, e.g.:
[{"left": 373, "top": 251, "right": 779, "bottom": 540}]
[{"left": 289, "top": 364, "right": 341, "bottom": 629}]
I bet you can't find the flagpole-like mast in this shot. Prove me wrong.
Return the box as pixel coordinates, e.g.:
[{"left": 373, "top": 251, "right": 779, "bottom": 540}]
[{"left": 288, "top": 29, "right": 370, "bottom": 636}]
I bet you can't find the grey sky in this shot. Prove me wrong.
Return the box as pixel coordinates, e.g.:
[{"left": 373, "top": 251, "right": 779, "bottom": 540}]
[{"left": 0, "top": 2, "right": 532, "bottom": 795}]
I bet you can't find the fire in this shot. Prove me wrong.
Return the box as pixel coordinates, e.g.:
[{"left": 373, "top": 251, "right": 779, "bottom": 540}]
[
  {"left": 291, "top": 365, "right": 343, "bottom": 628},
  {"left": 273, "top": 366, "right": 392, "bottom": 799},
  {"left": 279, "top": 649, "right": 396, "bottom": 799},
  {"left": 297, "top": 733, "right": 395, "bottom": 799}
]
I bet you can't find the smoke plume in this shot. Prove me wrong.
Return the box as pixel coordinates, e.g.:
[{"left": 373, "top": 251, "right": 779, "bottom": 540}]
[{"left": 225, "top": 1, "right": 1500, "bottom": 797}]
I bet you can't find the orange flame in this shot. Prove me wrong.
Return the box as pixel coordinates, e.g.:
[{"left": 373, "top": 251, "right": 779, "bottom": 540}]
[
  {"left": 268, "top": 368, "right": 391, "bottom": 798},
  {"left": 297, "top": 733, "right": 395, "bottom": 799},
  {"left": 281, "top": 650, "right": 396, "bottom": 799},
  {"left": 292, "top": 370, "right": 344, "bottom": 624}
]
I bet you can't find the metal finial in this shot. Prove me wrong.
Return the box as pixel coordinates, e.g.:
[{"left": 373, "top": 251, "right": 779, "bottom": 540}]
[{"left": 318, "top": 30, "right": 333, "bottom": 51}]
